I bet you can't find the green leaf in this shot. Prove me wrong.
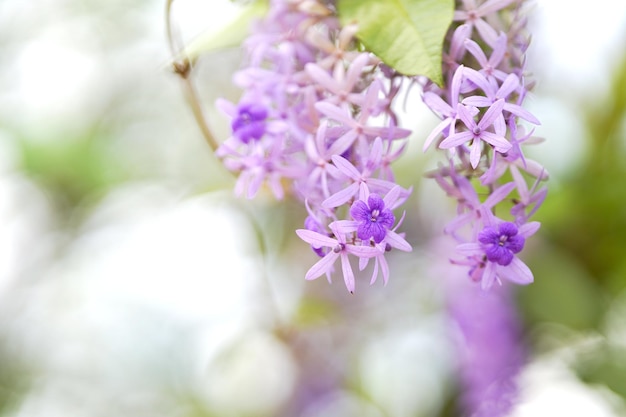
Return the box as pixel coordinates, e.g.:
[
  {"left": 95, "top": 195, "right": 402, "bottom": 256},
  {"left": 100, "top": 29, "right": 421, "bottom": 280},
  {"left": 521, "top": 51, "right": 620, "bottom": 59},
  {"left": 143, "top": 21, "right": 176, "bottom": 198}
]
[
  {"left": 337, "top": 0, "right": 453, "bottom": 86},
  {"left": 175, "top": 0, "right": 268, "bottom": 65}
]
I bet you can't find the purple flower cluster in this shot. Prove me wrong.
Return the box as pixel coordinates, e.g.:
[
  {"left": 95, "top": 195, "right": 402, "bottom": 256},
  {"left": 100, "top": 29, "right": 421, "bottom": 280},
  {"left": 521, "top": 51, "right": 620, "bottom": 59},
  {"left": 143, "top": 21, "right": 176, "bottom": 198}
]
[
  {"left": 216, "top": 0, "right": 413, "bottom": 293},
  {"left": 421, "top": 0, "right": 548, "bottom": 290}
]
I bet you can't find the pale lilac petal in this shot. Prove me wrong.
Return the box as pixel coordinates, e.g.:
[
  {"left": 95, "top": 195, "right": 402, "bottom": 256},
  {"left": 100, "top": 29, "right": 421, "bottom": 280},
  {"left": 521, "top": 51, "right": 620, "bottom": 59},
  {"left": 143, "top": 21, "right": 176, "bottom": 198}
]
[
  {"left": 481, "top": 261, "right": 499, "bottom": 290},
  {"left": 328, "top": 129, "right": 358, "bottom": 156},
  {"left": 450, "top": 64, "right": 465, "bottom": 101},
  {"left": 347, "top": 244, "right": 380, "bottom": 258},
  {"left": 296, "top": 229, "right": 337, "bottom": 247},
  {"left": 440, "top": 131, "right": 474, "bottom": 149},
  {"left": 478, "top": 0, "right": 516, "bottom": 15},
  {"left": 331, "top": 154, "right": 361, "bottom": 180},
  {"left": 463, "top": 67, "right": 493, "bottom": 95},
  {"left": 474, "top": 18, "right": 499, "bottom": 46},
  {"left": 215, "top": 98, "right": 238, "bottom": 118},
  {"left": 379, "top": 255, "right": 390, "bottom": 285},
  {"left": 315, "top": 102, "right": 355, "bottom": 127},
  {"left": 498, "top": 73, "right": 520, "bottom": 98},
  {"left": 457, "top": 242, "right": 483, "bottom": 255},
  {"left": 423, "top": 92, "right": 453, "bottom": 116},
  {"left": 464, "top": 39, "right": 489, "bottom": 67},
  {"left": 384, "top": 230, "right": 412, "bottom": 252},
  {"left": 331, "top": 220, "right": 360, "bottom": 234},
  {"left": 456, "top": 103, "right": 478, "bottom": 129},
  {"left": 470, "top": 139, "right": 482, "bottom": 168},
  {"left": 462, "top": 96, "right": 493, "bottom": 107},
  {"left": 518, "top": 221, "right": 541, "bottom": 238},
  {"left": 345, "top": 53, "right": 370, "bottom": 89},
  {"left": 484, "top": 182, "right": 515, "bottom": 208},
  {"left": 341, "top": 253, "right": 355, "bottom": 292},
  {"left": 383, "top": 185, "right": 403, "bottom": 209},
  {"left": 305, "top": 63, "right": 339, "bottom": 93},
  {"left": 503, "top": 103, "right": 541, "bottom": 124},
  {"left": 424, "top": 118, "right": 452, "bottom": 151},
  {"left": 477, "top": 99, "right": 505, "bottom": 130},
  {"left": 305, "top": 252, "right": 339, "bottom": 281},
  {"left": 488, "top": 34, "right": 508, "bottom": 67},
  {"left": 449, "top": 26, "right": 471, "bottom": 61},
  {"left": 322, "top": 182, "right": 359, "bottom": 208},
  {"left": 496, "top": 257, "right": 534, "bottom": 285},
  {"left": 481, "top": 131, "right": 511, "bottom": 152}
]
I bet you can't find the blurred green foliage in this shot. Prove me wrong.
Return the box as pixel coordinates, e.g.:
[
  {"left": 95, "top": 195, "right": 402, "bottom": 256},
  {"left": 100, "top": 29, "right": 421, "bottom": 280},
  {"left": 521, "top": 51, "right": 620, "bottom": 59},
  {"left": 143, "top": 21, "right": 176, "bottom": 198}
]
[
  {"left": 18, "top": 131, "right": 129, "bottom": 223},
  {"left": 517, "top": 46, "right": 626, "bottom": 405}
]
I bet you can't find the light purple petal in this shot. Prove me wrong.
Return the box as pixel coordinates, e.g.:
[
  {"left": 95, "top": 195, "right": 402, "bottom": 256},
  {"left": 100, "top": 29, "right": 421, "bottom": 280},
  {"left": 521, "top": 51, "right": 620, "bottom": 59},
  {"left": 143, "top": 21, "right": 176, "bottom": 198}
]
[
  {"left": 463, "top": 67, "right": 493, "bottom": 95},
  {"left": 384, "top": 230, "right": 412, "bottom": 252},
  {"left": 328, "top": 129, "right": 358, "bottom": 156},
  {"left": 322, "top": 182, "right": 359, "bottom": 208},
  {"left": 462, "top": 96, "right": 493, "bottom": 107},
  {"left": 305, "top": 251, "right": 339, "bottom": 281},
  {"left": 296, "top": 229, "right": 337, "bottom": 248},
  {"left": 503, "top": 103, "right": 541, "bottom": 125},
  {"left": 484, "top": 182, "right": 516, "bottom": 208},
  {"left": 474, "top": 18, "right": 499, "bottom": 47},
  {"left": 340, "top": 253, "right": 355, "bottom": 292},
  {"left": 465, "top": 38, "right": 488, "bottom": 67},
  {"left": 498, "top": 73, "right": 520, "bottom": 98},
  {"left": 496, "top": 256, "right": 534, "bottom": 285},
  {"left": 315, "top": 102, "right": 356, "bottom": 127},
  {"left": 477, "top": 99, "right": 505, "bottom": 130},
  {"left": 423, "top": 92, "right": 453, "bottom": 117},
  {"left": 346, "top": 244, "right": 380, "bottom": 257},
  {"left": 440, "top": 131, "right": 474, "bottom": 149},
  {"left": 518, "top": 221, "right": 541, "bottom": 238},
  {"left": 305, "top": 63, "right": 339, "bottom": 94},
  {"left": 480, "top": 131, "right": 512, "bottom": 152},
  {"left": 481, "top": 261, "right": 498, "bottom": 290},
  {"left": 331, "top": 154, "right": 361, "bottom": 180},
  {"left": 470, "top": 139, "right": 482, "bottom": 168},
  {"left": 488, "top": 33, "right": 508, "bottom": 67},
  {"left": 457, "top": 242, "right": 483, "bottom": 255},
  {"left": 424, "top": 118, "right": 452, "bottom": 151},
  {"left": 456, "top": 103, "right": 478, "bottom": 130}
]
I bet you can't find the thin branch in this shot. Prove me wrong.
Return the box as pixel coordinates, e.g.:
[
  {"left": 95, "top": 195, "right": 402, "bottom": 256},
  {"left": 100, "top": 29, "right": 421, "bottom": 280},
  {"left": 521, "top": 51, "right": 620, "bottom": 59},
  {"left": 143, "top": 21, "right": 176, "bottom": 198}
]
[{"left": 165, "top": 0, "right": 220, "bottom": 152}]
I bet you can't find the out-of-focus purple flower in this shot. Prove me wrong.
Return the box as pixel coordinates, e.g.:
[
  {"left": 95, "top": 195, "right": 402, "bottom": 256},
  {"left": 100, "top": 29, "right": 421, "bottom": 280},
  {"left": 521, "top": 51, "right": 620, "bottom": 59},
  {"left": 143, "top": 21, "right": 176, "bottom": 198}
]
[
  {"left": 454, "top": 0, "right": 517, "bottom": 47},
  {"left": 449, "top": 282, "right": 526, "bottom": 417},
  {"left": 478, "top": 222, "right": 525, "bottom": 266},
  {"left": 231, "top": 102, "right": 269, "bottom": 143},
  {"left": 457, "top": 221, "right": 539, "bottom": 290}
]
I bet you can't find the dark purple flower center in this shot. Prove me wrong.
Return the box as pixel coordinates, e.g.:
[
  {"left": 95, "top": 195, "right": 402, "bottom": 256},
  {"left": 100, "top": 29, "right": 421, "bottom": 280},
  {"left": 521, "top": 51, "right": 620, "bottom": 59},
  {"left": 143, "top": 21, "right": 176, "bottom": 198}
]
[
  {"left": 349, "top": 194, "right": 395, "bottom": 243},
  {"left": 232, "top": 103, "right": 268, "bottom": 143},
  {"left": 478, "top": 222, "right": 525, "bottom": 266}
]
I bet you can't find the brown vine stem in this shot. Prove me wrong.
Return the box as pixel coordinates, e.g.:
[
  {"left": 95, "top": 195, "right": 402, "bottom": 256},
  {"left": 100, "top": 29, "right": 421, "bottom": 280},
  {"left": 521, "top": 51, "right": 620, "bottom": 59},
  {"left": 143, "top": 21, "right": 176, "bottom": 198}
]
[{"left": 165, "top": 0, "right": 220, "bottom": 152}]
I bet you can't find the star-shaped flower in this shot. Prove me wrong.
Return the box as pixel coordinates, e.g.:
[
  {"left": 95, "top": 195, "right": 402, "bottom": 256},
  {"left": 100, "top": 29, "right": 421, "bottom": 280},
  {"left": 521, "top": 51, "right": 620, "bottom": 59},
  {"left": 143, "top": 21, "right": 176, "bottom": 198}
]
[{"left": 439, "top": 99, "right": 512, "bottom": 168}]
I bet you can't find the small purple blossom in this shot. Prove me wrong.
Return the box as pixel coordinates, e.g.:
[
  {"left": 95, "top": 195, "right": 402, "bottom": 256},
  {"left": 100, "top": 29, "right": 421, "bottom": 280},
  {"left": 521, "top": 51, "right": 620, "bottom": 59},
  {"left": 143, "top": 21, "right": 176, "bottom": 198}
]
[
  {"left": 296, "top": 223, "right": 380, "bottom": 293},
  {"left": 439, "top": 99, "right": 511, "bottom": 169},
  {"left": 457, "top": 221, "right": 540, "bottom": 290},
  {"left": 478, "top": 222, "right": 525, "bottom": 266},
  {"left": 350, "top": 193, "right": 395, "bottom": 243},
  {"left": 231, "top": 103, "right": 268, "bottom": 143}
]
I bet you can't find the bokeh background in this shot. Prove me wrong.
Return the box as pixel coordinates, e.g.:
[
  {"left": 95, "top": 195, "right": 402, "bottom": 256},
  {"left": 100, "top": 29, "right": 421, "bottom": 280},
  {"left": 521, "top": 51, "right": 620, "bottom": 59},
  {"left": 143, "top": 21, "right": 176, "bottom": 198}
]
[{"left": 1, "top": 0, "right": 626, "bottom": 416}]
